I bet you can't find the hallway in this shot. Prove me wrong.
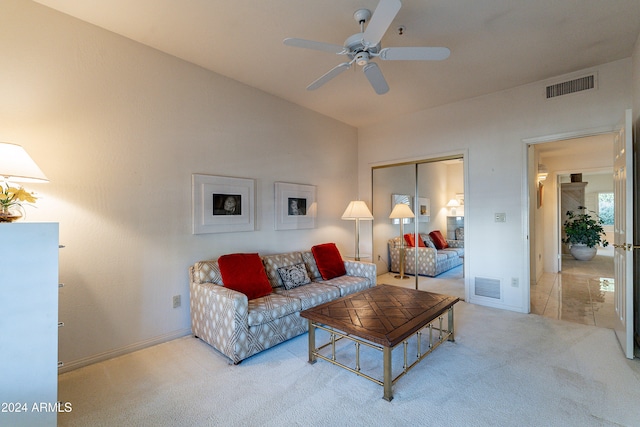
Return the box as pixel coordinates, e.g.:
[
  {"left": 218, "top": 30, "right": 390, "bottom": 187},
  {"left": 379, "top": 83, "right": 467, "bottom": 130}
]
[{"left": 531, "top": 253, "right": 616, "bottom": 328}]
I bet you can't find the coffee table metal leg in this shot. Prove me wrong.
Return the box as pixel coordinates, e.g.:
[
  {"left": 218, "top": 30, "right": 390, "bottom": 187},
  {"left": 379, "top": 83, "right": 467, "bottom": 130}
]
[
  {"left": 308, "top": 320, "right": 317, "bottom": 364},
  {"left": 383, "top": 346, "right": 393, "bottom": 401},
  {"left": 448, "top": 306, "right": 455, "bottom": 342}
]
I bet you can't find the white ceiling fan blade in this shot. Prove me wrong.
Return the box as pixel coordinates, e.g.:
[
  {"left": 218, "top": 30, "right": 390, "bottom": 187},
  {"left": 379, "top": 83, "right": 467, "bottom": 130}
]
[
  {"left": 306, "top": 62, "right": 351, "bottom": 90},
  {"left": 283, "top": 38, "right": 345, "bottom": 54},
  {"left": 362, "top": 62, "right": 389, "bottom": 95},
  {"left": 362, "top": 0, "right": 401, "bottom": 48},
  {"left": 379, "top": 46, "right": 451, "bottom": 61}
]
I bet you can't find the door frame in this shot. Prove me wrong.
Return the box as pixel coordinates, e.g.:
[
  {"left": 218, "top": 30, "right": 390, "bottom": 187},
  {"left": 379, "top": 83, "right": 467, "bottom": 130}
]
[{"left": 522, "top": 125, "right": 616, "bottom": 312}]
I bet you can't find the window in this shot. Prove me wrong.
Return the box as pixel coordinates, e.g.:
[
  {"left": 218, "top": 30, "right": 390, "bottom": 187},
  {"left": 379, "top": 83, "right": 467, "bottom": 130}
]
[{"left": 598, "top": 192, "right": 614, "bottom": 225}]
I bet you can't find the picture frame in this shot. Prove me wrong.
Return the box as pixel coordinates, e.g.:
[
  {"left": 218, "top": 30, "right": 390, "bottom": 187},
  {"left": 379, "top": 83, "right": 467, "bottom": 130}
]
[
  {"left": 537, "top": 182, "right": 544, "bottom": 208},
  {"left": 415, "top": 197, "right": 430, "bottom": 222},
  {"left": 192, "top": 174, "right": 255, "bottom": 234},
  {"left": 275, "top": 182, "right": 316, "bottom": 230}
]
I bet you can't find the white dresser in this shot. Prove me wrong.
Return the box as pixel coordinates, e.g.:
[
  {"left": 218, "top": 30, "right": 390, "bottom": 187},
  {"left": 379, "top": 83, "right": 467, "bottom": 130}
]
[{"left": 0, "top": 223, "right": 59, "bottom": 426}]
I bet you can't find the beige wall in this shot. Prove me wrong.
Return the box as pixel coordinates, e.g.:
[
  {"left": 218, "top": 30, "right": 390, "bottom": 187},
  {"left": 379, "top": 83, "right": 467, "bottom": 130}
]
[
  {"left": 359, "top": 59, "right": 632, "bottom": 312},
  {"left": 0, "top": 0, "right": 357, "bottom": 369}
]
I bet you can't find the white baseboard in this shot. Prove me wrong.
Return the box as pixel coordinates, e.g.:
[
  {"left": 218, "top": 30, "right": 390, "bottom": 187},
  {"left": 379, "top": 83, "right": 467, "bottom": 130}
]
[{"left": 58, "top": 328, "right": 192, "bottom": 374}]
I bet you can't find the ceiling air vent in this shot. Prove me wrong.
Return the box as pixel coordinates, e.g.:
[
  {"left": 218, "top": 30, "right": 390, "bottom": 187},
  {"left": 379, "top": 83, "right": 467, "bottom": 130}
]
[{"left": 546, "top": 74, "right": 596, "bottom": 99}]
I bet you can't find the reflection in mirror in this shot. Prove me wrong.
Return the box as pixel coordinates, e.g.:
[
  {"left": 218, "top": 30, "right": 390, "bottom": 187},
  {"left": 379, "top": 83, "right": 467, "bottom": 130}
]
[
  {"left": 373, "top": 164, "right": 418, "bottom": 289},
  {"left": 372, "top": 157, "right": 465, "bottom": 292}
]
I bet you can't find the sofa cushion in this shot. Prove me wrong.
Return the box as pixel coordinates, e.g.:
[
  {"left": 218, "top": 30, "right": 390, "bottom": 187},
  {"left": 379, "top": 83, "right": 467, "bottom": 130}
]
[
  {"left": 277, "top": 263, "right": 311, "bottom": 290},
  {"left": 262, "top": 252, "right": 304, "bottom": 288},
  {"left": 429, "top": 230, "right": 449, "bottom": 249},
  {"left": 301, "top": 251, "right": 322, "bottom": 280},
  {"left": 247, "top": 293, "right": 301, "bottom": 326},
  {"left": 275, "top": 282, "right": 341, "bottom": 310},
  {"left": 321, "top": 275, "right": 370, "bottom": 297},
  {"left": 439, "top": 249, "right": 458, "bottom": 259},
  {"left": 404, "top": 233, "right": 426, "bottom": 247},
  {"left": 312, "top": 243, "right": 346, "bottom": 280},
  {"left": 436, "top": 253, "right": 450, "bottom": 263},
  {"left": 218, "top": 253, "right": 272, "bottom": 300},
  {"left": 442, "top": 247, "right": 464, "bottom": 257},
  {"left": 421, "top": 234, "right": 437, "bottom": 249}
]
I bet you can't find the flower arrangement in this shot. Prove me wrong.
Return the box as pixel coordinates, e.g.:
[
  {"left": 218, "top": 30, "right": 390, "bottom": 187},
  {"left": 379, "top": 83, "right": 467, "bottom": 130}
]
[
  {"left": 0, "top": 182, "right": 38, "bottom": 221},
  {"left": 562, "top": 206, "right": 609, "bottom": 248}
]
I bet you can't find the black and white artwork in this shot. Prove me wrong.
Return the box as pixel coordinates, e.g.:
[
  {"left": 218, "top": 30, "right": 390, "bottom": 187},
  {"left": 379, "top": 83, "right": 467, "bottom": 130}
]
[
  {"left": 275, "top": 182, "right": 316, "bottom": 230},
  {"left": 287, "top": 197, "right": 307, "bottom": 216},
  {"left": 192, "top": 174, "right": 255, "bottom": 234},
  {"left": 213, "top": 194, "right": 242, "bottom": 215}
]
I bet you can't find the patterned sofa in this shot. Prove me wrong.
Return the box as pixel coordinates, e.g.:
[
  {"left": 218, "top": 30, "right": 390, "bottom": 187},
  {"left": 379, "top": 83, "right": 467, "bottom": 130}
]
[
  {"left": 388, "top": 233, "right": 464, "bottom": 277},
  {"left": 190, "top": 250, "right": 376, "bottom": 364}
]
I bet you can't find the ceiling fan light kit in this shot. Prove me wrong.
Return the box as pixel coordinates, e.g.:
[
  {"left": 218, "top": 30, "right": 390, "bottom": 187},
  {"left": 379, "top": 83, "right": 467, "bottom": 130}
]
[{"left": 283, "top": 0, "right": 450, "bottom": 95}]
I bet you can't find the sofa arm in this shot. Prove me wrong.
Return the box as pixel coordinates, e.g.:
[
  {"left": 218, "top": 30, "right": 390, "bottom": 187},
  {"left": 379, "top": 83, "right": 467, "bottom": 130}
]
[
  {"left": 344, "top": 260, "right": 377, "bottom": 286},
  {"left": 446, "top": 240, "right": 464, "bottom": 248},
  {"left": 190, "top": 280, "right": 250, "bottom": 363}
]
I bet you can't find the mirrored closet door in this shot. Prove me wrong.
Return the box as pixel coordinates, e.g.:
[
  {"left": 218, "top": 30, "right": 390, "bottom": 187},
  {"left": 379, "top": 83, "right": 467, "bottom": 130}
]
[{"left": 372, "top": 157, "right": 465, "bottom": 291}]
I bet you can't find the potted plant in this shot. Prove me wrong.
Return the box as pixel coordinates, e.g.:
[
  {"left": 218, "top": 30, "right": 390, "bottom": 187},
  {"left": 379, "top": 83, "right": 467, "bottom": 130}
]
[
  {"left": 562, "top": 206, "right": 609, "bottom": 261},
  {"left": 0, "top": 183, "right": 38, "bottom": 222}
]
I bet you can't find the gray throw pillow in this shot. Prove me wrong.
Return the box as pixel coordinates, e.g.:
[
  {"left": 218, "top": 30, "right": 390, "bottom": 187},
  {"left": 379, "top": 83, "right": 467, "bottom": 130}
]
[
  {"left": 421, "top": 233, "right": 437, "bottom": 249},
  {"left": 277, "top": 263, "right": 311, "bottom": 290}
]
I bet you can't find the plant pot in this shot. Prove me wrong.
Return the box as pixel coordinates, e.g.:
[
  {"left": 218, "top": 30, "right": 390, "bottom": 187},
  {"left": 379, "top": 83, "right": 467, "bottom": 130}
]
[
  {"left": 570, "top": 244, "right": 597, "bottom": 261},
  {"left": 0, "top": 205, "right": 22, "bottom": 222}
]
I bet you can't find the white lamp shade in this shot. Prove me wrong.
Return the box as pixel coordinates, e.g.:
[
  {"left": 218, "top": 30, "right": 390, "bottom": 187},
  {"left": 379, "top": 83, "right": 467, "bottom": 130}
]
[
  {"left": 446, "top": 199, "right": 460, "bottom": 207},
  {"left": 0, "top": 142, "right": 48, "bottom": 183},
  {"left": 389, "top": 203, "right": 415, "bottom": 219},
  {"left": 342, "top": 200, "right": 373, "bottom": 220}
]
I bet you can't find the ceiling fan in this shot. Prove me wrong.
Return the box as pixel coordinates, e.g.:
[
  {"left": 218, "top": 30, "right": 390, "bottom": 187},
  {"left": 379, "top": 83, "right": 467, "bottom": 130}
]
[{"left": 283, "top": 0, "right": 450, "bottom": 95}]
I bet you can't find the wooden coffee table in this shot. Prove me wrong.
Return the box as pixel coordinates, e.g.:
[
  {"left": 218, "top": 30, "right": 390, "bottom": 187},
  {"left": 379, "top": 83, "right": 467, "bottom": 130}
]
[{"left": 300, "top": 284, "right": 459, "bottom": 401}]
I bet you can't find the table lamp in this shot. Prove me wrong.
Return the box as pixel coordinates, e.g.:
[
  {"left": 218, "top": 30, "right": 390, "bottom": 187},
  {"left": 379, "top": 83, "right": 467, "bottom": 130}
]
[
  {"left": 0, "top": 142, "right": 48, "bottom": 183},
  {"left": 446, "top": 199, "right": 460, "bottom": 216}
]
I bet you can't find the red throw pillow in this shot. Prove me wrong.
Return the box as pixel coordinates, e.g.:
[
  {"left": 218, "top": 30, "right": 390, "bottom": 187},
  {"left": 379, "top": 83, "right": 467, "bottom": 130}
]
[
  {"left": 403, "top": 233, "right": 426, "bottom": 247},
  {"left": 429, "top": 230, "right": 449, "bottom": 249},
  {"left": 311, "top": 243, "right": 346, "bottom": 280},
  {"left": 403, "top": 233, "right": 415, "bottom": 247},
  {"left": 218, "top": 253, "right": 272, "bottom": 300}
]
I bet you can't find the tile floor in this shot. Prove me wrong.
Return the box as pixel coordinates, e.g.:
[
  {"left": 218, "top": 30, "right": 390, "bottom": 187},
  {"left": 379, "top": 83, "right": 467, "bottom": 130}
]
[
  {"left": 382, "top": 255, "right": 616, "bottom": 329},
  {"left": 530, "top": 253, "right": 616, "bottom": 328}
]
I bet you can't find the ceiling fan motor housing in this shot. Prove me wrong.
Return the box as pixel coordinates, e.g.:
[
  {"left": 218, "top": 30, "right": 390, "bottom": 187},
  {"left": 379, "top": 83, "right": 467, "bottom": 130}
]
[{"left": 344, "top": 33, "right": 380, "bottom": 62}]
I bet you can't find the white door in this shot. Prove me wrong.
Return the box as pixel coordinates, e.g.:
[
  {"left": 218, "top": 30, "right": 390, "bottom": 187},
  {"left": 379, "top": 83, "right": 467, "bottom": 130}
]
[{"left": 613, "top": 109, "right": 634, "bottom": 359}]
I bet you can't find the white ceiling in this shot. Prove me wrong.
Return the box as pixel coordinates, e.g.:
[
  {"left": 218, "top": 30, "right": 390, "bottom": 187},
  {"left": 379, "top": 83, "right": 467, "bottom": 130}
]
[{"left": 33, "top": 0, "right": 640, "bottom": 128}]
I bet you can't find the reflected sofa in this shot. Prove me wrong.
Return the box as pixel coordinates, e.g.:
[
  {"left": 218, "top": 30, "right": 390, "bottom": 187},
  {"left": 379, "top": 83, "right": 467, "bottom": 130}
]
[{"left": 388, "top": 232, "right": 464, "bottom": 277}]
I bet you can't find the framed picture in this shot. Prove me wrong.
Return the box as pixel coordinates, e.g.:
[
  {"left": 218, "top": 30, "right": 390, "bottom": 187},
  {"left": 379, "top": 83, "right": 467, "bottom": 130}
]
[
  {"left": 537, "top": 182, "right": 544, "bottom": 208},
  {"left": 275, "top": 182, "right": 316, "bottom": 230},
  {"left": 192, "top": 174, "right": 255, "bottom": 234},
  {"left": 415, "top": 197, "right": 430, "bottom": 222},
  {"left": 390, "top": 194, "right": 413, "bottom": 224}
]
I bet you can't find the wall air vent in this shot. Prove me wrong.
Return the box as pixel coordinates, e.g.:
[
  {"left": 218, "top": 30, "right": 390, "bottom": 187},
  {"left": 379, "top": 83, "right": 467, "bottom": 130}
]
[
  {"left": 546, "top": 74, "right": 596, "bottom": 99},
  {"left": 474, "top": 277, "right": 501, "bottom": 299}
]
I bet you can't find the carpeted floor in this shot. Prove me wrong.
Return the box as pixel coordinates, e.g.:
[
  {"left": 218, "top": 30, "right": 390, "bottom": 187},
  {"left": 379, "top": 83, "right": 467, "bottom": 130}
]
[{"left": 57, "top": 294, "right": 640, "bottom": 427}]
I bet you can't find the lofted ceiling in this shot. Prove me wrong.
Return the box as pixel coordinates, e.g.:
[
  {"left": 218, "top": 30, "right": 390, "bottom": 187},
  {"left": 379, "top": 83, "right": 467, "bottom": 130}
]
[{"left": 33, "top": 0, "right": 640, "bottom": 128}]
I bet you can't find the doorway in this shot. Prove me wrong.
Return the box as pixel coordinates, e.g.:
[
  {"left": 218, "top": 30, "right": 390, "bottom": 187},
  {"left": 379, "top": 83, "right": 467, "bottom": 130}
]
[{"left": 528, "top": 134, "right": 616, "bottom": 326}]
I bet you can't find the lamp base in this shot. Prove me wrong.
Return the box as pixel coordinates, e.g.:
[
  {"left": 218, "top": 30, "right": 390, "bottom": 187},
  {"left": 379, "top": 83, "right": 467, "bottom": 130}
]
[{"left": 393, "top": 275, "right": 411, "bottom": 280}]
